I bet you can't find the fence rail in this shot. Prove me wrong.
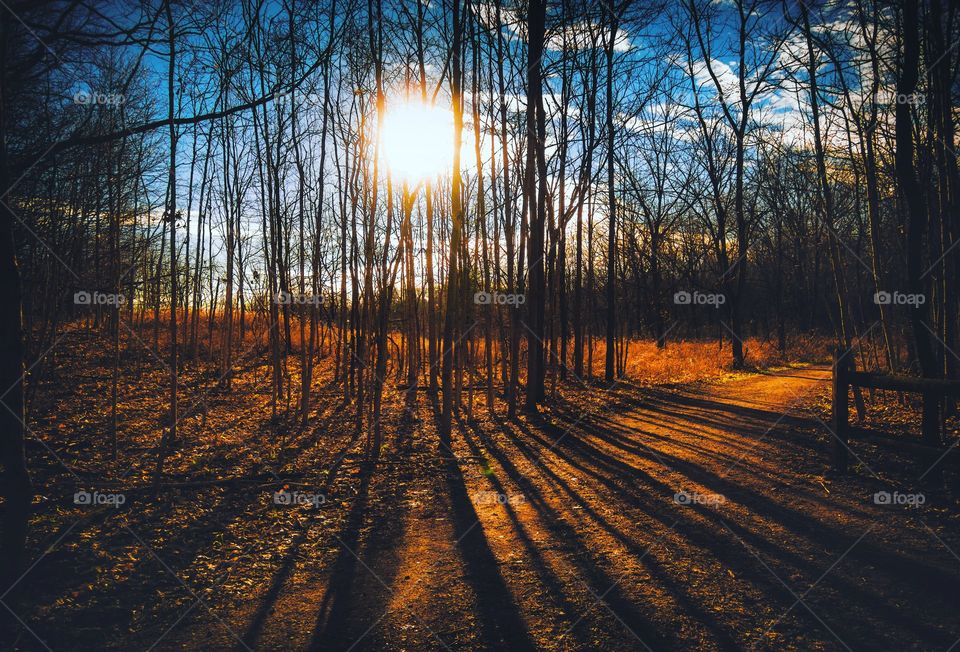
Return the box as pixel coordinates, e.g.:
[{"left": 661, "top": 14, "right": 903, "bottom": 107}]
[{"left": 831, "top": 351, "right": 960, "bottom": 472}]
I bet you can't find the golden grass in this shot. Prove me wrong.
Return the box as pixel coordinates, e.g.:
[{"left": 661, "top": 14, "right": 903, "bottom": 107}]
[
  {"left": 80, "top": 311, "right": 834, "bottom": 387},
  {"left": 616, "top": 334, "right": 833, "bottom": 385}
]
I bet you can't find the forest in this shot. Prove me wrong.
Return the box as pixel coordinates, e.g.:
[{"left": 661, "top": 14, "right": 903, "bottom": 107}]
[{"left": 0, "top": 0, "right": 958, "bottom": 649}]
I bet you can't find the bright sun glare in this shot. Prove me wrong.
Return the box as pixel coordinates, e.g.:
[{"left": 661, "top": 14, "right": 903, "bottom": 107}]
[{"left": 380, "top": 100, "right": 455, "bottom": 183}]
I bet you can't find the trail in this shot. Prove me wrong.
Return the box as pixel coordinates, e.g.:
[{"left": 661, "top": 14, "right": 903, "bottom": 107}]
[{"left": 172, "top": 365, "right": 959, "bottom": 651}]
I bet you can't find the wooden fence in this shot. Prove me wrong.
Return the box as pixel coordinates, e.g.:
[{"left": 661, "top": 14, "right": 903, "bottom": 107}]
[{"left": 831, "top": 350, "right": 960, "bottom": 472}]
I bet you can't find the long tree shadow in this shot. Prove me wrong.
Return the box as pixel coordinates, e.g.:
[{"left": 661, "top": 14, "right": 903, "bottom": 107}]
[
  {"left": 550, "top": 402, "right": 960, "bottom": 595},
  {"left": 532, "top": 394, "right": 959, "bottom": 646},
  {"left": 441, "top": 413, "right": 538, "bottom": 651},
  {"left": 306, "top": 415, "right": 416, "bottom": 651},
  {"left": 237, "top": 423, "right": 363, "bottom": 650},
  {"left": 481, "top": 416, "right": 726, "bottom": 649},
  {"left": 458, "top": 419, "right": 597, "bottom": 650},
  {"left": 15, "top": 482, "right": 266, "bottom": 650},
  {"left": 306, "top": 457, "right": 378, "bottom": 650}
]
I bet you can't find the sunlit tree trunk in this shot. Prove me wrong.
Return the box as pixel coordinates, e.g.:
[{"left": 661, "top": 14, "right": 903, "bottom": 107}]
[
  {"left": 153, "top": 0, "right": 178, "bottom": 490},
  {"left": 604, "top": 8, "right": 619, "bottom": 382},
  {"left": 524, "top": 0, "right": 547, "bottom": 409},
  {"left": 469, "top": 3, "right": 494, "bottom": 413},
  {"left": 441, "top": 0, "right": 466, "bottom": 436},
  {"left": 800, "top": 1, "right": 864, "bottom": 420}
]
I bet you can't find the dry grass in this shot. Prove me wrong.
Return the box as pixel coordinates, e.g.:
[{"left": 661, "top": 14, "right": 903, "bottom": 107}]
[
  {"left": 80, "top": 311, "right": 834, "bottom": 389},
  {"left": 617, "top": 333, "right": 833, "bottom": 385}
]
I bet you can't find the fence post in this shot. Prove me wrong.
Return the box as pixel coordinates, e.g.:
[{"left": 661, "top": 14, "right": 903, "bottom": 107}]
[{"left": 832, "top": 349, "right": 849, "bottom": 472}]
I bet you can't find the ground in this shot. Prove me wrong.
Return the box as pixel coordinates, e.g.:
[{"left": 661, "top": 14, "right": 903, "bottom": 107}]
[{"left": 3, "top": 343, "right": 959, "bottom": 651}]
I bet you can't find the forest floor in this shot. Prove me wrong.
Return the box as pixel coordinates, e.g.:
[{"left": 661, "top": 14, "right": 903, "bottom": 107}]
[{"left": 3, "top": 332, "right": 960, "bottom": 651}]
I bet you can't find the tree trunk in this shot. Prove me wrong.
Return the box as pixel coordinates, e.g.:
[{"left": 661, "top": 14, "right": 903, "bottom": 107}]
[
  {"left": 0, "top": 4, "right": 31, "bottom": 590},
  {"left": 897, "top": 0, "right": 940, "bottom": 444}
]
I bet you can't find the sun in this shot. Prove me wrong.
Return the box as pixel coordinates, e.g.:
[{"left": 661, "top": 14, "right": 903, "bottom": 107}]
[{"left": 380, "top": 99, "right": 455, "bottom": 183}]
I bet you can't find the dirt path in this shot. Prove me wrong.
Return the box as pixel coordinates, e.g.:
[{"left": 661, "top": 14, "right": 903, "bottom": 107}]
[{"left": 150, "top": 366, "right": 960, "bottom": 650}]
